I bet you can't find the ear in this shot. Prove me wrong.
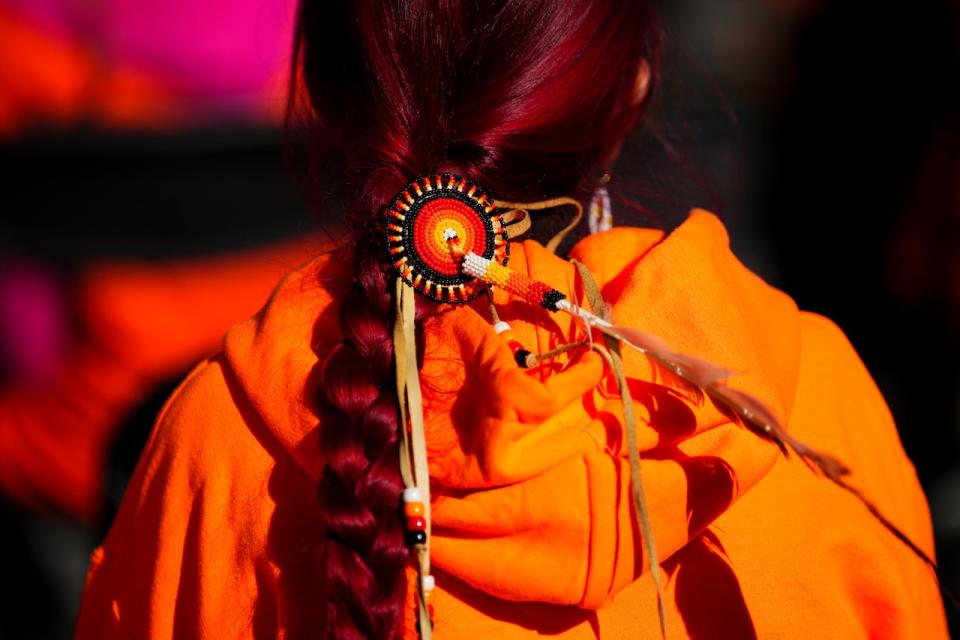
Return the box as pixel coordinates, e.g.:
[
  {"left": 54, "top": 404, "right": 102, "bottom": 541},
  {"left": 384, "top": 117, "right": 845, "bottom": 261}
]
[
  {"left": 633, "top": 58, "right": 652, "bottom": 106},
  {"left": 596, "top": 59, "right": 654, "bottom": 171},
  {"left": 601, "top": 58, "right": 651, "bottom": 172}
]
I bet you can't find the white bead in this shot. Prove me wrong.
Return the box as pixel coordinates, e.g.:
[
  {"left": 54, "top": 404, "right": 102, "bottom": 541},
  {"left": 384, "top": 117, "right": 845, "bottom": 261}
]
[
  {"left": 493, "top": 321, "right": 512, "bottom": 334},
  {"left": 421, "top": 575, "right": 435, "bottom": 592},
  {"left": 403, "top": 487, "right": 423, "bottom": 503}
]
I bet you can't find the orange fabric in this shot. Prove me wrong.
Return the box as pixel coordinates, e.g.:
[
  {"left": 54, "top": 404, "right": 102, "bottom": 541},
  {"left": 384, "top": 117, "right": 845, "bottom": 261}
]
[
  {"left": 0, "top": 234, "right": 327, "bottom": 522},
  {"left": 75, "top": 211, "right": 947, "bottom": 638}
]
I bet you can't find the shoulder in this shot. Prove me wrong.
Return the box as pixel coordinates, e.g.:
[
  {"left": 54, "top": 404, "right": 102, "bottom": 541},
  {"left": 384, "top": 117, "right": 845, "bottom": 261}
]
[
  {"left": 793, "top": 310, "right": 919, "bottom": 481},
  {"left": 75, "top": 356, "right": 273, "bottom": 638},
  {"left": 797, "top": 312, "right": 874, "bottom": 373},
  {"left": 793, "top": 311, "right": 897, "bottom": 434},
  {"left": 791, "top": 311, "right": 935, "bottom": 554},
  {"left": 75, "top": 251, "right": 343, "bottom": 638}
]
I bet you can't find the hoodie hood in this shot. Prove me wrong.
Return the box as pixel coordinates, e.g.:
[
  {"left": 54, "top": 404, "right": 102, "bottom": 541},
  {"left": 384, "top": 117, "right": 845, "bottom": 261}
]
[{"left": 224, "top": 209, "right": 800, "bottom": 609}]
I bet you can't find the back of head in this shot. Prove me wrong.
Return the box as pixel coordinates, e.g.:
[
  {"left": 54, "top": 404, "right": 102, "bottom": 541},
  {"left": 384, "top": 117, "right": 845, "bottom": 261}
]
[
  {"left": 295, "top": 0, "right": 658, "bottom": 214},
  {"left": 290, "top": 1, "right": 659, "bottom": 638}
]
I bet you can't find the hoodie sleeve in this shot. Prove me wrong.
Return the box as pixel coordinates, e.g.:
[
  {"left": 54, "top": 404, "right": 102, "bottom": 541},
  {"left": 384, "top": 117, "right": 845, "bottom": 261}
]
[{"left": 74, "top": 356, "right": 279, "bottom": 639}]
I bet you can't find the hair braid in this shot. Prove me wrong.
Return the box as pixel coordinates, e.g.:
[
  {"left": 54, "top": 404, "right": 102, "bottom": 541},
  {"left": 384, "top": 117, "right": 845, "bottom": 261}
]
[
  {"left": 315, "top": 222, "right": 417, "bottom": 640},
  {"left": 294, "top": 1, "right": 659, "bottom": 636}
]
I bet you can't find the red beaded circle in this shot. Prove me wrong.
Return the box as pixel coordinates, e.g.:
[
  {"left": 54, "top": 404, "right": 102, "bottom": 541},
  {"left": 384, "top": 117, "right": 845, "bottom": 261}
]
[
  {"left": 386, "top": 174, "right": 509, "bottom": 303},
  {"left": 413, "top": 198, "right": 487, "bottom": 276}
]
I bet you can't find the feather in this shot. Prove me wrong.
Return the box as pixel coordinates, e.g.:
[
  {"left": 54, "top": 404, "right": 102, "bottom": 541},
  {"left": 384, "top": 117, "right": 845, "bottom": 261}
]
[
  {"left": 587, "top": 312, "right": 940, "bottom": 572},
  {"left": 595, "top": 317, "right": 852, "bottom": 477},
  {"left": 605, "top": 324, "right": 728, "bottom": 405}
]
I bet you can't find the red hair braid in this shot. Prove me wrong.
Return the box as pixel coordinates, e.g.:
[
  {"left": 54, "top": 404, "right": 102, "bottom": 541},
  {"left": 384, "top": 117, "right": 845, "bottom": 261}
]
[{"left": 290, "top": 0, "right": 659, "bottom": 637}]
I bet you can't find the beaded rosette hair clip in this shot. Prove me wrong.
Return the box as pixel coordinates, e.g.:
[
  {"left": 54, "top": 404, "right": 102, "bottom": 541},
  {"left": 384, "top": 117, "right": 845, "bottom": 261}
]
[
  {"left": 387, "top": 174, "right": 510, "bottom": 303},
  {"left": 387, "top": 174, "right": 941, "bottom": 639}
]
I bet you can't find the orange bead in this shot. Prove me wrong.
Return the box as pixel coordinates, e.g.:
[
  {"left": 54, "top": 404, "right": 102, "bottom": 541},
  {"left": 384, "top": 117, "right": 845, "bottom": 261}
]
[{"left": 404, "top": 501, "right": 425, "bottom": 518}]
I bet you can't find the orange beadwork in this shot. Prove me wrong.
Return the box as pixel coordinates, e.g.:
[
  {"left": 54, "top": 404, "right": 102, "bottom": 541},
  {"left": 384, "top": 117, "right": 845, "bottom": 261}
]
[
  {"left": 461, "top": 253, "right": 567, "bottom": 312},
  {"left": 386, "top": 174, "right": 510, "bottom": 303},
  {"left": 413, "top": 198, "right": 484, "bottom": 276},
  {"left": 404, "top": 501, "right": 425, "bottom": 518}
]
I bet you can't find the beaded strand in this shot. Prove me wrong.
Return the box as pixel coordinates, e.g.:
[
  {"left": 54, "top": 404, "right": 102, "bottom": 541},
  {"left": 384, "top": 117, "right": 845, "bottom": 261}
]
[
  {"left": 403, "top": 487, "right": 434, "bottom": 634},
  {"left": 403, "top": 487, "right": 428, "bottom": 547}
]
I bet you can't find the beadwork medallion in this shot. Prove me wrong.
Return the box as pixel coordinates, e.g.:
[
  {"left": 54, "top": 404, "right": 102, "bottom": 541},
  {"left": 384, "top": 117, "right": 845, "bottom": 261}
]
[{"left": 386, "top": 174, "right": 509, "bottom": 303}]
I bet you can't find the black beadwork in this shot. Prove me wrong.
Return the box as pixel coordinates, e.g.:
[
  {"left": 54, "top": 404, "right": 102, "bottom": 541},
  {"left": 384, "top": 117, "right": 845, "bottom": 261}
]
[
  {"left": 541, "top": 290, "right": 566, "bottom": 312},
  {"left": 406, "top": 530, "right": 428, "bottom": 546}
]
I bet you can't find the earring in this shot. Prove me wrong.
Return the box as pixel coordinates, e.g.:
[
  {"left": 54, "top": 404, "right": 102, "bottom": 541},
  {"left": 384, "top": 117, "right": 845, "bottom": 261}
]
[{"left": 587, "top": 171, "right": 613, "bottom": 234}]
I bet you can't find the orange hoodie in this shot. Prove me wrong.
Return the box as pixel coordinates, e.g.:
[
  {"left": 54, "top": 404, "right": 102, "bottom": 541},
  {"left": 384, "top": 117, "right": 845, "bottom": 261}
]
[{"left": 74, "top": 210, "right": 947, "bottom": 639}]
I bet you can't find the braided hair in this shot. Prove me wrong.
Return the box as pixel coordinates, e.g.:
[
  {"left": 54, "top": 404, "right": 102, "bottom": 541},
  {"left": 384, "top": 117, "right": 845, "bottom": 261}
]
[{"left": 291, "top": 1, "right": 659, "bottom": 636}]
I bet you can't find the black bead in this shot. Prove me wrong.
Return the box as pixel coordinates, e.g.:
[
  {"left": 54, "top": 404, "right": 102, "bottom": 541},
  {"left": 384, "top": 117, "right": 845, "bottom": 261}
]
[
  {"left": 406, "top": 530, "right": 427, "bottom": 546},
  {"left": 541, "top": 290, "right": 566, "bottom": 311},
  {"left": 514, "top": 349, "right": 532, "bottom": 368}
]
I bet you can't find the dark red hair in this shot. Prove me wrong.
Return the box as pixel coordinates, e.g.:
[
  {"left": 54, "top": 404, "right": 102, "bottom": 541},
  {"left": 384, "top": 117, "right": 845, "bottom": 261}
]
[{"left": 290, "top": 1, "right": 659, "bottom": 637}]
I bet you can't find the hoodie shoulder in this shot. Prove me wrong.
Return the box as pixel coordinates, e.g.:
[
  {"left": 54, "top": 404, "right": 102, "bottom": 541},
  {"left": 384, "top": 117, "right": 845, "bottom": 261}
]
[
  {"left": 76, "top": 354, "right": 278, "bottom": 639},
  {"left": 77, "top": 252, "right": 342, "bottom": 639},
  {"left": 221, "top": 250, "right": 344, "bottom": 478},
  {"left": 794, "top": 311, "right": 933, "bottom": 550}
]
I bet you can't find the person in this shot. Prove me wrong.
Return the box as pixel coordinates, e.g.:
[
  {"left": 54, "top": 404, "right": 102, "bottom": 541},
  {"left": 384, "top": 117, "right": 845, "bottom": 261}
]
[{"left": 73, "top": 1, "right": 948, "bottom": 638}]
